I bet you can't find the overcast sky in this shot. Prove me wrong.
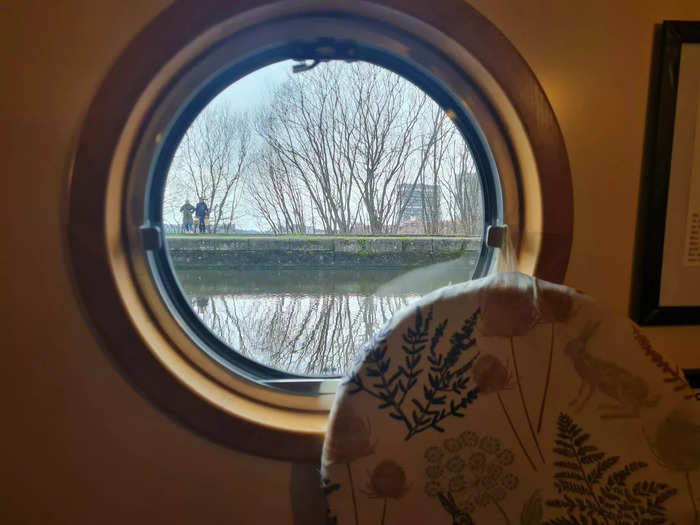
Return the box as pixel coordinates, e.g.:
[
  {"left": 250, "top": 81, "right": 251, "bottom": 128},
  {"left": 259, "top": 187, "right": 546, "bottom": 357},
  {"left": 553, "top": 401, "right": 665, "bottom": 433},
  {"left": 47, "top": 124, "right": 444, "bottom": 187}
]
[{"left": 215, "top": 59, "right": 292, "bottom": 112}]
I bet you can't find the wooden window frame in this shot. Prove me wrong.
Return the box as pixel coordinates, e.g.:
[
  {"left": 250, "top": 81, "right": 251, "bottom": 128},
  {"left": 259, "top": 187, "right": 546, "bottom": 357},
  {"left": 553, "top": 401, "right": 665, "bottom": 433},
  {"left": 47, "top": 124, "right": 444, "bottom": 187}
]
[{"left": 67, "top": 0, "right": 572, "bottom": 461}]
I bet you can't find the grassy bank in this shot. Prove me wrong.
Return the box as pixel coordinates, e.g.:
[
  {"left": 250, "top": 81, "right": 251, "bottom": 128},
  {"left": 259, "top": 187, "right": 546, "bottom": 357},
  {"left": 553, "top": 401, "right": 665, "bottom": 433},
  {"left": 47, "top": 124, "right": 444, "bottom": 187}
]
[{"left": 166, "top": 233, "right": 478, "bottom": 240}]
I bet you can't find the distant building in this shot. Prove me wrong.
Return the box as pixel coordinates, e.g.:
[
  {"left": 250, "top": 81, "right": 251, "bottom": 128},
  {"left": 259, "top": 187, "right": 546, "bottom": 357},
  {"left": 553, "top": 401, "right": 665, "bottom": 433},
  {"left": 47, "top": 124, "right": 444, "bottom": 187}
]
[{"left": 398, "top": 183, "right": 441, "bottom": 223}]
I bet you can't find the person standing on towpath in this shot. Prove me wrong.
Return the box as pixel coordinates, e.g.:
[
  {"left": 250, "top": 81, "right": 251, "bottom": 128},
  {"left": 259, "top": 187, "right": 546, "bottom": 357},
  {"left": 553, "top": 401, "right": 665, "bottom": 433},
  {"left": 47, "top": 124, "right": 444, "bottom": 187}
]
[
  {"left": 195, "top": 196, "right": 209, "bottom": 233},
  {"left": 180, "top": 199, "right": 195, "bottom": 233}
]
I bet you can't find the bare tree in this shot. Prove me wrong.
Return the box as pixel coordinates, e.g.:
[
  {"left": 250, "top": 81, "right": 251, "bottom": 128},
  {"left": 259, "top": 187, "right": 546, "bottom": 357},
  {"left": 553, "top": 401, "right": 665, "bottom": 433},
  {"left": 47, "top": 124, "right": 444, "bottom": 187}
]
[
  {"left": 409, "top": 104, "right": 455, "bottom": 234},
  {"left": 441, "top": 141, "right": 483, "bottom": 235},
  {"left": 256, "top": 65, "right": 362, "bottom": 233},
  {"left": 347, "top": 64, "right": 432, "bottom": 233},
  {"left": 165, "top": 60, "right": 483, "bottom": 237},
  {"left": 166, "top": 103, "right": 251, "bottom": 232},
  {"left": 253, "top": 62, "right": 466, "bottom": 235},
  {"left": 399, "top": 104, "right": 484, "bottom": 236},
  {"left": 247, "top": 143, "right": 308, "bottom": 234}
]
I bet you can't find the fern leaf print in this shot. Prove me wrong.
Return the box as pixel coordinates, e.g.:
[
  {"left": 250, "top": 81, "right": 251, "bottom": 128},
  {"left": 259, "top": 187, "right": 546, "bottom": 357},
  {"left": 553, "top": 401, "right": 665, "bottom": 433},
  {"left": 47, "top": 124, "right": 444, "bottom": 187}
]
[
  {"left": 543, "top": 413, "right": 678, "bottom": 525},
  {"left": 345, "top": 307, "right": 481, "bottom": 440}
]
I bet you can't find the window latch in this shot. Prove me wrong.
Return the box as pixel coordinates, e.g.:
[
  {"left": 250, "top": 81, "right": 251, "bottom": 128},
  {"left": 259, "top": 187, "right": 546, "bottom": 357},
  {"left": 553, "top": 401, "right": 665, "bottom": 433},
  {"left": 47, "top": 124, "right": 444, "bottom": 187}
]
[{"left": 291, "top": 38, "right": 358, "bottom": 74}]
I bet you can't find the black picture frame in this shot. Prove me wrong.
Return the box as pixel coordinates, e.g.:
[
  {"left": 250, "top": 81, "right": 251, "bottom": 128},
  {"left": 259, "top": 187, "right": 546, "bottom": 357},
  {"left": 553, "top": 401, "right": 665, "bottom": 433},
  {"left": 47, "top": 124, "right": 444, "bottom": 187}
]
[{"left": 631, "top": 21, "right": 700, "bottom": 326}]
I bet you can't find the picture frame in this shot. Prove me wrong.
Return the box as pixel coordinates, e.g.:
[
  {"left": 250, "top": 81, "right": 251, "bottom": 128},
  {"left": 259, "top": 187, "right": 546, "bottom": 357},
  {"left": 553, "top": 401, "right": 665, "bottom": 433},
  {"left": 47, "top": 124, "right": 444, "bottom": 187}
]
[{"left": 631, "top": 21, "right": 700, "bottom": 325}]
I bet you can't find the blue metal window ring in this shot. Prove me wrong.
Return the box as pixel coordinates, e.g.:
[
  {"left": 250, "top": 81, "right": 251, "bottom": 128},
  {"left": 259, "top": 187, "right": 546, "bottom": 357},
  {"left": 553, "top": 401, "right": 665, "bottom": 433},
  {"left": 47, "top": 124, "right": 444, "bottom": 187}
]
[{"left": 139, "top": 29, "right": 503, "bottom": 390}]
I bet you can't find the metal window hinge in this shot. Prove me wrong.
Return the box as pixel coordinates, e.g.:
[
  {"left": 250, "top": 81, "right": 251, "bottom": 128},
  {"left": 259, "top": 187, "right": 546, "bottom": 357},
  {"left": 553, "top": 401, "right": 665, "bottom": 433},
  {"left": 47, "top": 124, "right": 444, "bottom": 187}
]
[
  {"left": 486, "top": 224, "right": 508, "bottom": 248},
  {"left": 140, "top": 223, "right": 163, "bottom": 251}
]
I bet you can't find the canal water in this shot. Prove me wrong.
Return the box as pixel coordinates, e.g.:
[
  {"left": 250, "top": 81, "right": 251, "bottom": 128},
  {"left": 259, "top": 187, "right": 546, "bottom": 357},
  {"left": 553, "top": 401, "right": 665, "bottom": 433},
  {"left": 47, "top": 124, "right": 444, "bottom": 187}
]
[{"left": 174, "top": 259, "right": 476, "bottom": 377}]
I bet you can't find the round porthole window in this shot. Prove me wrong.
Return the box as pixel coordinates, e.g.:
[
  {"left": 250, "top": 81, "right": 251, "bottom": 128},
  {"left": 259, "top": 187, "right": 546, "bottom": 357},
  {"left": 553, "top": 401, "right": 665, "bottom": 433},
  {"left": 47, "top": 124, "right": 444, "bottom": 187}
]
[
  {"left": 69, "top": 1, "right": 572, "bottom": 460},
  {"left": 147, "top": 39, "right": 501, "bottom": 385}
]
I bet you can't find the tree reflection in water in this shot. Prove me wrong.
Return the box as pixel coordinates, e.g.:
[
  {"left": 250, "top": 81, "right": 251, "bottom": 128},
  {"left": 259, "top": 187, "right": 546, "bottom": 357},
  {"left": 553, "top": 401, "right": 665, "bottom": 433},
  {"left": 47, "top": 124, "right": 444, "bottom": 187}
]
[
  {"left": 193, "top": 292, "right": 415, "bottom": 376},
  {"left": 175, "top": 266, "right": 474, "bottom": 377}
]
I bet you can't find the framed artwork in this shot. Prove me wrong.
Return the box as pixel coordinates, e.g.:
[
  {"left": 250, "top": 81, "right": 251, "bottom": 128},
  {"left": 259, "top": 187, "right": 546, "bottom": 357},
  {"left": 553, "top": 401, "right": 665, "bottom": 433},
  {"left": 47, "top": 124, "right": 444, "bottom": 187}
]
[{"left": 632, "top": 21, "right": 700, "bottom": 325}]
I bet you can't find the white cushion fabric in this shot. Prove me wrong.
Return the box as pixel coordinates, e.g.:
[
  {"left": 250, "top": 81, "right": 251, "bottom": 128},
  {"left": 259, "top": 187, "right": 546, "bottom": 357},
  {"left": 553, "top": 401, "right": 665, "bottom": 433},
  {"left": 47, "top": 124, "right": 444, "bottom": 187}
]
[{"left": 322, "top": 272, "right": 699, "bottom": 525}]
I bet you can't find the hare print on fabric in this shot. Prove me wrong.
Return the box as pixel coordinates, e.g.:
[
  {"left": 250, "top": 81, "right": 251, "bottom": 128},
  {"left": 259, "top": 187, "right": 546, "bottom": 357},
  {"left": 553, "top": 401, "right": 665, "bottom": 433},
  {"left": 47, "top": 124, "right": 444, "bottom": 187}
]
[{"left": 565, "top": 321, "right": 660, "bottom": 418}]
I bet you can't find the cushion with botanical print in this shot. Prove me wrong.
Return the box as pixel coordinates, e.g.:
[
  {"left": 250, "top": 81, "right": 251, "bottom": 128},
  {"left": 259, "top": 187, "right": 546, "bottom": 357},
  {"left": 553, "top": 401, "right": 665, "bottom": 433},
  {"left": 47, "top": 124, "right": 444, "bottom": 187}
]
[{"left": 321, "top": 272, "right": 699, "bottom": 525}]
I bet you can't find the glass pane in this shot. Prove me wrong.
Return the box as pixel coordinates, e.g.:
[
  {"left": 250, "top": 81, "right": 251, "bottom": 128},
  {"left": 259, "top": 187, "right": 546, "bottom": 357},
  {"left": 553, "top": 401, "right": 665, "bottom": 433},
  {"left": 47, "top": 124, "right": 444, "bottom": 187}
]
[{"left": 162, "top": 60, "right": 484, "bottom": 377}]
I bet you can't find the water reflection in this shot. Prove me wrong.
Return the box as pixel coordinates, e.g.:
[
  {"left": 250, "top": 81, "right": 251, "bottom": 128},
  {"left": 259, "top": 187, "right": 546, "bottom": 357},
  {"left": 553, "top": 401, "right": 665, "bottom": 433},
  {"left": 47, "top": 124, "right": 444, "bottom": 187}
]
[{"left": 175, "top": 266, "right": 472, "bottom": 377}]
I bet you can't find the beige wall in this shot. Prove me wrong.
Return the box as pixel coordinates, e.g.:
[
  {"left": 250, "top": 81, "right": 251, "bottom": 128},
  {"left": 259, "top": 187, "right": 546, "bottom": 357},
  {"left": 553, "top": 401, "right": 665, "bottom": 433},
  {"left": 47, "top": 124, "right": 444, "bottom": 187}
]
[
  {"left": 466, "top": 0, "right": 700, "bottom": 364},
  {"left": 1, "top": 1, "right": 699, "bottom": 523}
]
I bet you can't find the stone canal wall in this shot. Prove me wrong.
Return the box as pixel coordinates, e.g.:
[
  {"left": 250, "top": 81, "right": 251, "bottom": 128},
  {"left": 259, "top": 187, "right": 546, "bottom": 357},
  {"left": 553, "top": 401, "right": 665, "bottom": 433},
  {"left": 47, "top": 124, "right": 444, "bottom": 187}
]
[{"left": 167, "top": 236, "right": 481, "bottom": 269}]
